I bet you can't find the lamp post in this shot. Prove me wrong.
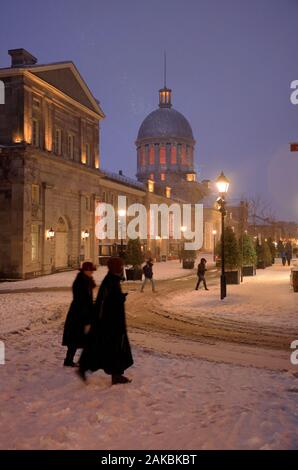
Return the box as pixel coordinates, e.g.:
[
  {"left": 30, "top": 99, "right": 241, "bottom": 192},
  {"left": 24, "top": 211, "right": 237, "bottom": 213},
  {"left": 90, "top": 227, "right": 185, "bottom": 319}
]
[
  {"left": 118, "top": 209, "right": 126, "bottom": 258},
  {"left": 212, "top": 229, "right": 217, "bottom": 262},
  {"left": 215, "top": 171, "right": 230, "bottom": 300}
]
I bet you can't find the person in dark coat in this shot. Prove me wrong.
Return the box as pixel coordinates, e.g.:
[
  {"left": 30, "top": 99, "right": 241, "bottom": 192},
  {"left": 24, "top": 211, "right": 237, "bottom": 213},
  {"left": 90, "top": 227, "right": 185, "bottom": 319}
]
[
  {"left": 78, "top": 257, "right": 133, "bottom": 385},
  {"left": 141, "top": 259, "right": 156, "bottom": 292},
  {"left": 62, "top": 261, "right": 96, "bottom": 367},
  {"left": 285, "top": 241, "right": 293, "bottom": 266},
  {"left": 195, "top": 258, "right": 209, "bottom": 291}
]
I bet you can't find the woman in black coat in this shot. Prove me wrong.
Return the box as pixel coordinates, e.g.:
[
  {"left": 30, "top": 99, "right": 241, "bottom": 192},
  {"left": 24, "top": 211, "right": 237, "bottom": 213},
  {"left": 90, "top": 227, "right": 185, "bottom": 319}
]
[
  {"left": 78, "top": 257, "right": 133, "bottom": 385},
  {"left": 62, "top": 262, "right": 96, "bottom": 367}
]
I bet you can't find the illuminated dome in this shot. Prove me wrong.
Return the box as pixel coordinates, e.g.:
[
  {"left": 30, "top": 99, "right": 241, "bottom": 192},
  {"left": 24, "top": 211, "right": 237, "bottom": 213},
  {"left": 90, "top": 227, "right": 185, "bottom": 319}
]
[{"left": 136, "top": 85, "right": 196, "bottom": 184}]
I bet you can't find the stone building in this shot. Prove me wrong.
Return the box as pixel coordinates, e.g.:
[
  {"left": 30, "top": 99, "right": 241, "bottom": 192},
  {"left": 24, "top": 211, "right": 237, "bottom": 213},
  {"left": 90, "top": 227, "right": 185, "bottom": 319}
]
[{"left": 0, "top": 49, "right": 185, "bottom": 279}]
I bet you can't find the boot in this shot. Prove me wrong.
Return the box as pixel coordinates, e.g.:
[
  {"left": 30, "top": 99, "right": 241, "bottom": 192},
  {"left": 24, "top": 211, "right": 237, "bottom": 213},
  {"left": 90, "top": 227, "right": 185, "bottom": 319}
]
[{"left": 112, "top": 374, "right": 132, "bottom": 385}]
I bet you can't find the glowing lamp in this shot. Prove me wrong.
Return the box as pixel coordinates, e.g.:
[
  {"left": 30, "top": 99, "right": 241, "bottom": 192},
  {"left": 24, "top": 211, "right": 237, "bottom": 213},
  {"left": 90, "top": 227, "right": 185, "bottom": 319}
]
[{"left": 216, "top": 171, "right": 230, "bottom": 195}]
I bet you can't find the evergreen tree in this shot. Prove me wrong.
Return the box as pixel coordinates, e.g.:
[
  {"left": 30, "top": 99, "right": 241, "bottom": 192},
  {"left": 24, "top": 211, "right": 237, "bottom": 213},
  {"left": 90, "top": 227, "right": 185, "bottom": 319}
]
[
  {"left": 216, "top": 226, "right": 241, "bottom": 269},
  {"left": 125, "top": 238, "right": 144, "bottom": 267},
  {"left": 241, "top": 233, "right": 257, "bottom": 266}
]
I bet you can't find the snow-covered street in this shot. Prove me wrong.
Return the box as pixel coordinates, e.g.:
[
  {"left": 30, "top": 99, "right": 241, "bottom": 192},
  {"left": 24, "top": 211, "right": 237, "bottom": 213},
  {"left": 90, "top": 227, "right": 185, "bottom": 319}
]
[{"left": 0, "top": 261, "right": 298, "bottom": 449}]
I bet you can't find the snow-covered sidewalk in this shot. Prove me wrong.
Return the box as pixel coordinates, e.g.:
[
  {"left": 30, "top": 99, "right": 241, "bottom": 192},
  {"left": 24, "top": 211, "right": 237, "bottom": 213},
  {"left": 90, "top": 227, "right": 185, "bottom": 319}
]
[
  {"left": 161, "top": 263, "right": 298, "bottom": 328},
  {"left": 0, "top": 260, "right": 195, "bottom": 292}
]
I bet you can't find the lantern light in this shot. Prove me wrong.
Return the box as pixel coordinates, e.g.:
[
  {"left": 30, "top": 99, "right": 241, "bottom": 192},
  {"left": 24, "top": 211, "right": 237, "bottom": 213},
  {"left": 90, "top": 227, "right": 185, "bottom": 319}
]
[{"left": 215, "top": 171, "right": 230, "bottom": 195}]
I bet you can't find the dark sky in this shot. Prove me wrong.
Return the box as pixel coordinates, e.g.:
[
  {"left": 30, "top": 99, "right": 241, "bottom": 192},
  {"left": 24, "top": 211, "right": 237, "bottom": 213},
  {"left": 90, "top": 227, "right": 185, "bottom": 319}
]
[{"left": 1, "top": 0, "right": 298, "bottom": 221}]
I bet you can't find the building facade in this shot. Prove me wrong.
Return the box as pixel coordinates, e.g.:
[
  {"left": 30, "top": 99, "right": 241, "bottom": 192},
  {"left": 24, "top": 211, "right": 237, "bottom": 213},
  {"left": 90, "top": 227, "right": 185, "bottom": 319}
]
[{"left": 0, "top": 49, "right": 190, "bottom": 279}]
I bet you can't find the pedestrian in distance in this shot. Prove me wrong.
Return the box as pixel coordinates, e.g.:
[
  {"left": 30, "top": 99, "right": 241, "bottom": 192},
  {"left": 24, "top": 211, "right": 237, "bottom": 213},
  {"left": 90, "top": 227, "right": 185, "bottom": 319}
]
[
  {"left": 141, "top": 258, "right": 156, "bottom": 292},
  {"left": 281, "top": 249, "right": 287, "bottom": 266},
  {"left": 78, "top": 257, "right": 133, "bottom": 385},
  {"left": 62, "top": 261, "right": 96, "bottom": 367},
  {"left": 285, "top": 241, "right": 293, "bottom": 266},
  {"left": 195, "top": 258, "right": 209, "bottom": 291}
]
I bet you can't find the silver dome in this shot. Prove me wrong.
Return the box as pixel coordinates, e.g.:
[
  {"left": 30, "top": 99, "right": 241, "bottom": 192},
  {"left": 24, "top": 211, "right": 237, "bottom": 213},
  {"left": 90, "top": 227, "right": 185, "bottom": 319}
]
[{"left": 137, "top": 107, "right": 194, "bottom": 141}]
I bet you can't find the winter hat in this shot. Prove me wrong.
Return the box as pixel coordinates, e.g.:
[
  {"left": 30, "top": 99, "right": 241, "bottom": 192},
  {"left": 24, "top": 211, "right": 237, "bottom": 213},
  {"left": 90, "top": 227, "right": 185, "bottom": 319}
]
[
  {"left": 107, "top": 256, "right": 124, "bottom": 275},
  {"left": 81, "top": 261, "right": 96, "bottom": 272}
]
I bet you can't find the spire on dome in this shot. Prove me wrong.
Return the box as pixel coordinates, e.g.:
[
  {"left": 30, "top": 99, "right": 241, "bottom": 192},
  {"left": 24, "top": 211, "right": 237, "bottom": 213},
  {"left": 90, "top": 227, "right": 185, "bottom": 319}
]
[{"left": 159, "top": 52, "right": 172, "bottom": 108}]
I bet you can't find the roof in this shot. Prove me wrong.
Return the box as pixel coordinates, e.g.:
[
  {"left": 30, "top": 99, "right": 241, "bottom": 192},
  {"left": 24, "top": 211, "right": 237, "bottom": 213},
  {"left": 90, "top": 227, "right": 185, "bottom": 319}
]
[
  {"left": 0, "top": 59, "right": 104, "bottom": 118},
  {"left": 137, "top": 107, "right": 194, "bottom": 142}
]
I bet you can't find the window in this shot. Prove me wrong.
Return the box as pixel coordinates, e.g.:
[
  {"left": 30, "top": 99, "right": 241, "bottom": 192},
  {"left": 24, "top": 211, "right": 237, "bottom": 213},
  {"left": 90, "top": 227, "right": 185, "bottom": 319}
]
[
  {"left": 32, "top": 119, "right": 40, "bottom": 147},
  {"left": 186, "top": 173, "right": 196, "bottom": 182},
  {"left": 33, "top": 98, "right": 40, "bottom": 109},
  {"left": 166, "top": 186, "right": 171, "bottom": 198},
  {"left": 31, "top": 224, "right": 40, "bottom": 262},
  {"left": 68, "top": 134, "right": 75, "bottom": 159},
  {"left": 160, "top": 173, "right": 166, "bottom": 181},
  {"left": 102, "top": 191, "right": 106, "bottom": 202},
  {"left": 149, "top": 173, "right": 154, "bottom": 180},
  {"left": 85, "top": 143, "right": 91, "bottom": 165},
  {"left": 170, "top": 145, "right": 177, "bottom": 164},
  {"left": 160, "top": 146, "right": 166, "bottom": 165},
  {"left": 181, "top": 145, "right": 187, "bottom": 165},
  {"left": 148, "top": 180, "right": 154, "bottom": 193},
  {"left": 55, "top": 129, "right": 62, "bottom": 155},
  {"left": 31, "top": 184, "right": 40, "bottom": 205},
  {"left": 149, "top": 146, "right": 155, "bottom": 165}
]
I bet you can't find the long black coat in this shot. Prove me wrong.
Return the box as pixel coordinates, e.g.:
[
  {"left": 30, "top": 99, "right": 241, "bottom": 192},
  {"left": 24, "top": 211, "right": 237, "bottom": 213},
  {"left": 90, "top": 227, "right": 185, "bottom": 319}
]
[
  {"left": 79, "top": 272, "right": 133, "bottom": 375},
  {"left": 62, "top": 271, "right": 95, "bottom": 348}
]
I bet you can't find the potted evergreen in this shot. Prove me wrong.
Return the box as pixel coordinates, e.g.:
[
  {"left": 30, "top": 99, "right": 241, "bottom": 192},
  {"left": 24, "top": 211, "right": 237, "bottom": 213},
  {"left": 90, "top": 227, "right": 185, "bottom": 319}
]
[
  {"left": 264, "top": 241, "right": 273, "bottom": 267},
  {"left": 241, "top": 233, "right": 257, "bottom": 277},
  {"left": 125, "top": 238, "right": 144, "bottom": 280},
  {"left": 181, "top": 248, "right": 196, "bottom": 269},
  {"left": 256, "top": 240, "right": 271, "bottom": 269},
  {"left": 216, "top": 227, "right": 241, "bottom": 284}
]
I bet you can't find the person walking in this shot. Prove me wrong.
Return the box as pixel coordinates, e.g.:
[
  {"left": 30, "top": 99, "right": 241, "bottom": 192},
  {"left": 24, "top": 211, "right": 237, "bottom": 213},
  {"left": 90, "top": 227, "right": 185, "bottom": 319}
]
[
  {"left": 78, "top": 257, "right": 133, "bottom": 385},
  {"left": 62, "top": 262, "right": 96, "bottom": 367},
  {"left": 195, "top": 258, "right": 209, "bottom": 291},
  {"left": 281, "top": 248, "right": 287, "bottom": 266},
  {"left": 285, "top": 241, "right": 293, "bottom": 266},
  {"left": 141, "top": 259, "right": 156, "bottom": 292}
]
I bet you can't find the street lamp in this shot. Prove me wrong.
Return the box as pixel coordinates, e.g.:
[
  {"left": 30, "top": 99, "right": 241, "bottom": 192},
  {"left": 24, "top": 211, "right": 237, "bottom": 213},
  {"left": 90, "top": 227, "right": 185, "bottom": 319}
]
[
  {"left": 212, "top": 229, "right": 217, "bottom": 262},
  {"left": 216, "top": 171, "right": 230, "bottom": 300},
  {"left": 118, "top": 209, "right": 126, "bottom": 258}
]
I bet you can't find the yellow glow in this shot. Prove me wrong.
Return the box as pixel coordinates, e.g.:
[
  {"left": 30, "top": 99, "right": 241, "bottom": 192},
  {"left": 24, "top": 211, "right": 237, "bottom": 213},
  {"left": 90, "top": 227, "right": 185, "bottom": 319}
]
[
  {"left": 13, "top": 135, "right": 22, "bottom": 143},
  {"left": 166, "top": 186, "right": 171, "bottom": 198},
  {"left": 216, "top": 171, "right": 230, "bottom": 194},
  {"left": 81, "top": 153, "right": 87, "bottom": 164},
  {"left": 186, "top": 174, "right": 196, "bottom": 182},
  {"left": 95, "top": 157, "right": 99, "bottom": 169},
  {"left": 148, "top": 180, "right": 154, "bottom": 193}
]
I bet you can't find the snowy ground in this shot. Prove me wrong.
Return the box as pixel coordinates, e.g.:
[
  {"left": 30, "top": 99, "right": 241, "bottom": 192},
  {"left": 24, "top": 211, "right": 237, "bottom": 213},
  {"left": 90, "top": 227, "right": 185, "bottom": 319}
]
[
  {"left": 0, "top": 259, "right": 298, "bottom": 450},
  {"left": 0, "top": 259, "right": 197, "bottom": 292},
  {"left": 160, "top": 261, "right": 298, "bottom": 328}
]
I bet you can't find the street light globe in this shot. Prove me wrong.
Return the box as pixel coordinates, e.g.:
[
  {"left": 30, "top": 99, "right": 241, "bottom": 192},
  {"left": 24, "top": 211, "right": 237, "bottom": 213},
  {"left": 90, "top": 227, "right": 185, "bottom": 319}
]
[
  {"left": 181, "top": 225, "right": 187, "bottom": 233},
  {"left": 118, "top": 209, "right": 126, "bottom": 217},
  {"left": 212, "top": 229, "right": 217, "bottom": 235},
  {"left": 215, "top": 171, "right": 230, "bottom": 194}
]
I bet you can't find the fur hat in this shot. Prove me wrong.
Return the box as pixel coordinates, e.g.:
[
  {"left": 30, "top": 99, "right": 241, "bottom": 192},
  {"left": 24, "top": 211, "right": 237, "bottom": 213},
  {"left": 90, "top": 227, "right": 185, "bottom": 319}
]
[{"left": 107, "top": 256, "right": 124, "bottom": 275}]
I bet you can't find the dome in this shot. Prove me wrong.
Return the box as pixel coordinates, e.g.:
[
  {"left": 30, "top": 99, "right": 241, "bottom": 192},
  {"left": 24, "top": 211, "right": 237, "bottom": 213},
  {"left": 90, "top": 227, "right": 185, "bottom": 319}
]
[{"left": 137, "top": 107, "right": 194, "bottom": 142}]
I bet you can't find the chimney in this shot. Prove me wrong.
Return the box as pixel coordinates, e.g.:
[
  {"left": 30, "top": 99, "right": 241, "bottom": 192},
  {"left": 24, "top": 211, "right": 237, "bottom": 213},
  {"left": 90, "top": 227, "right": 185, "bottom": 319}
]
[
  {"left": 119, "top": 170, "right": 123, "bottom": 176},
  {"left": 8, "top": 49, "right": 37, "bottom": 68}
]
